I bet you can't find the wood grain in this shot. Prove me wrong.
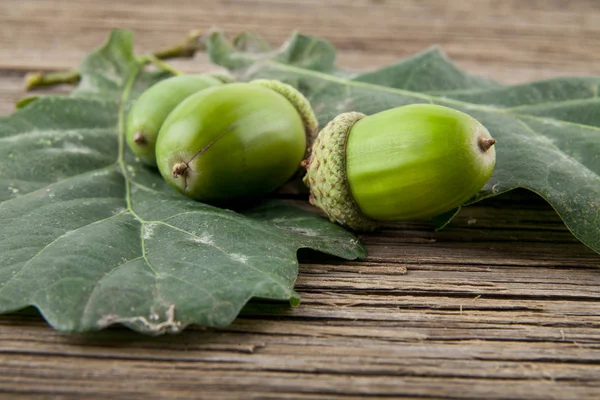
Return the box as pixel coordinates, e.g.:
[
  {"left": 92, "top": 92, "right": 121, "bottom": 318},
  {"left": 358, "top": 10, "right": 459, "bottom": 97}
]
[
  {"left": 1, "top": 1, "right": 600, "bottom": 399},
  {"left": 3, "top": 0, "right": 600, "bottom": 80}
]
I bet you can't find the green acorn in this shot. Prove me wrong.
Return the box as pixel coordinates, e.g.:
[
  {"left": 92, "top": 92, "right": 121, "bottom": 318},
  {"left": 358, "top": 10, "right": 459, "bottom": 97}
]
[
  {"left": 155, "top": 80, "right": 317, "bottom": 203},
  {"left": 302, "top": 104, "right": 497, "bottom": 230},
  {"left": 126, "top": 74, "right": 225, "bottom": 166}
]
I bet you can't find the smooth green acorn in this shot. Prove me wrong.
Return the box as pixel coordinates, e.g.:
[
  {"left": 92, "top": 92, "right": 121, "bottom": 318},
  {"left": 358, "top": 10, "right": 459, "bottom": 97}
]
[
  {"left": 126, "top": 74, "right": 225, "bottom": 166},
  {"left": 155, "top": 80, "right": 318, "bottom": 203},
  {"left": 302, "top": 104, "right": 497, "bottom": 230}
]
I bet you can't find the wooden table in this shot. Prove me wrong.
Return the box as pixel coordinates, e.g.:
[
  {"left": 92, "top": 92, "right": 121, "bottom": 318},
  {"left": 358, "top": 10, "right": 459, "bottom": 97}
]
[{"left": 1, "top": 1, "right": 599, "bottom": 398}]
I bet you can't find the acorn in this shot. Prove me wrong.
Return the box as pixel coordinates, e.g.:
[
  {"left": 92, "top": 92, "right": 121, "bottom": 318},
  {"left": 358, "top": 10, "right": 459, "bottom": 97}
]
[
  {"left": 155, "top": 80, "right": 318, "bottom": 203},
  {"left": 126, "top": 74, "right": 225, "bottom": 166},
  {"left": 302, "top": 104, "right": 497, "bottom": 230}
]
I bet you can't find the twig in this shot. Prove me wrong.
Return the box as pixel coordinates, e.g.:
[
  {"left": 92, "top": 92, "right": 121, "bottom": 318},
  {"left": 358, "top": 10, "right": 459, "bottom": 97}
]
[
  {"left": 152, "top": 29, "right": 204, "bottom": 59},
  {"left": 24, "top": 70, "right": 80, "bottom": 91},
  {"left": 24, "top": 29, "right": 206, "bottom": 91},
  {"left": 144, "top": 54, "right": 184, "bottom": 76}
]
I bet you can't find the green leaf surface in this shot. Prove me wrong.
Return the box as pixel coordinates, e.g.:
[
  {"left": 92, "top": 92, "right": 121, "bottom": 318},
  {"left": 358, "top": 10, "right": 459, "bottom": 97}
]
[
  {"left": 0, "top": 31, "right": 364, "bottom": 335},
  {"left": 352, "top": 47, "right": 501, "bottom": 93},
  {"left": 207, "top": 31, "right": 336, "bottom": 73},
  {"left": 208, "top": 31, "right": 600, "bottom": 255}
]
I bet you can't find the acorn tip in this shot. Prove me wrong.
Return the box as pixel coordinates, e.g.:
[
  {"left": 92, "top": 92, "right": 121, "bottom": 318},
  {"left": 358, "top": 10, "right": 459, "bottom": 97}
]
[
  {"left": 479, "top": 137, "right": 497, "bottom": 152},
  {"left": 172, "top": 162, "right": 188, "bottom": 178},
  {"left": 133, "top": 132, "right": 147, "bottom": 146}
]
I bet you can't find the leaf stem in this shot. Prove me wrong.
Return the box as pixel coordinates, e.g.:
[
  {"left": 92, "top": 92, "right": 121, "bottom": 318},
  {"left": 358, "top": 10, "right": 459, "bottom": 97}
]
[
  {"left": 24, "top": 70, "right": 80, "bottom": 91},
  {"left": 143, "top": 54, "right": 184, "bottom": 76},
  {"left": 152, "top": 29, "right": 204, "bottom": 59},
  {"left": 24, "top": 29, "right": 205, "bottom": 91}
]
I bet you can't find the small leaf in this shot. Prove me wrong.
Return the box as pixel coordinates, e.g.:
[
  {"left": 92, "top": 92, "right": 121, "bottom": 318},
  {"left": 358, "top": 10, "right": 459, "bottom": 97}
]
[
  {"left": 274, "top": 32, "right": 336, "bottom": 72},
  {"left": 0, "top": 30, "right": 364, "bottom": 335},
  {"left": 233, "top": 32, "right": 271, "bottom": 52},
  {"left": 208, "top": 31, "right": 337, "bottom": 75}
]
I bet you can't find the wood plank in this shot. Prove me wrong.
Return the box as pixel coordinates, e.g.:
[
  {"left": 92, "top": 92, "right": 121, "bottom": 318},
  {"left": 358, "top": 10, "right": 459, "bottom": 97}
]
[
  {"left": 1, "top": 0, "right": 600, "bottom": 82},
  {"left": 1, "top": 0, "right": 600, "bottom": 399},
  {"left": 1, "top": 313, "right": 600, "bottom": 399}
]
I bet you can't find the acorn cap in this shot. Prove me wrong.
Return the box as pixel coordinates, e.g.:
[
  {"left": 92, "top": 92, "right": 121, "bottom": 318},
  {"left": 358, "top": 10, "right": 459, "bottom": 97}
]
[
  {"left": 301, "top": 111, "right": 379, "bottom": 231},
  {"left": 250, "top": 79, "right": 318, "bottom": 147}
]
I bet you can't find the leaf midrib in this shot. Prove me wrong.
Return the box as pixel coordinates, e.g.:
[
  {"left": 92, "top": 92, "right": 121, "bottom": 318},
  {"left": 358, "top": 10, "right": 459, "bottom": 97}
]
[{"left": 264, "top": 60, "right": 600, "bottom": 133}]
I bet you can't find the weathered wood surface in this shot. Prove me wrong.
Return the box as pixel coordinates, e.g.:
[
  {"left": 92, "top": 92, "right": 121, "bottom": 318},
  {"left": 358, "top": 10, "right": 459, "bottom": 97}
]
[{"left": 1, "top": 1, "right": 600, "bottom": 399}]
